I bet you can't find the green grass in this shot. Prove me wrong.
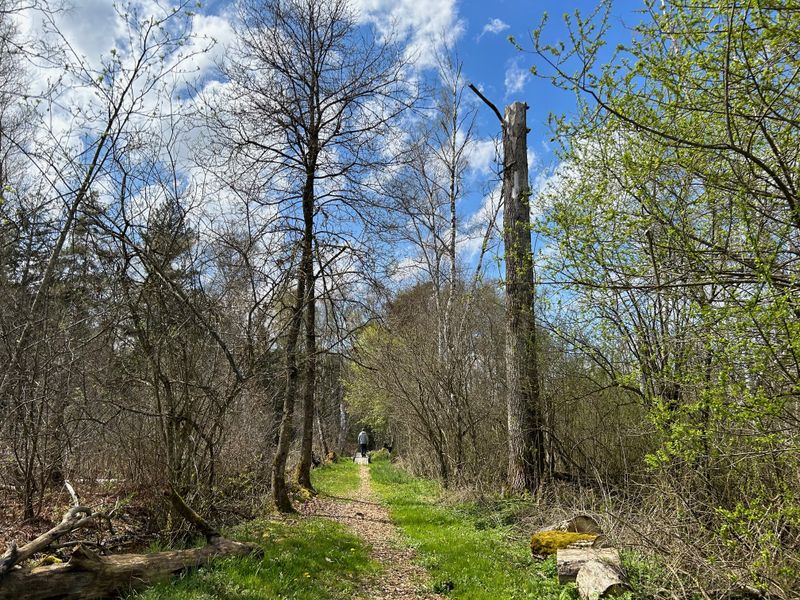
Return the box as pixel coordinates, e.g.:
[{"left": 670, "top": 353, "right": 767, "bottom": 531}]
[
  {"left": 369, "top": 455, "right": 581, "bottom": 600},
  {"left": 311, "top": 459, "right": 361, "bottom": 497},
  {"left": 127, "top": 517, "right": 379, "bottom": 600}
]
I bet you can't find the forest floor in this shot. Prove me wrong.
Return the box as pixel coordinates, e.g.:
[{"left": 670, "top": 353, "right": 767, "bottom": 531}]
[
  {"left": 126, "top": 455, "right": 599, "bottom": 599},
  {"left": 300, "top": 463, "right": 443, "bottom": 599}
]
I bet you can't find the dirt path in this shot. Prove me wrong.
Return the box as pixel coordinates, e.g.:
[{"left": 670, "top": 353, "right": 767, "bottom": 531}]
[{"left": 301, "top": 464, "right": 442, "bottom": 600}]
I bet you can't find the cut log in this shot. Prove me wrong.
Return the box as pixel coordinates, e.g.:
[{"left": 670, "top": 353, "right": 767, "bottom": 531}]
[
  {"left": 565, "top": 515, "right": 603, "bottom": 535},
  {"left": 576, "top": 559, "right": 629, "bottom": 599},
  {"left": 0, "top": 538, "right": 262, "bottom": 600},
  {"left": 557, "top": 548, "right": 621, "bottom": 584},
  {"left": 540, "top": 514, "right": 603, "bottom": 536}
]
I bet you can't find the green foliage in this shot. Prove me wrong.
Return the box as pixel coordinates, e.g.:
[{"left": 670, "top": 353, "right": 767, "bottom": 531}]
[
  {"left": 343, "top": 323, "right": 391, "bottom": 433},
  {"left": 369, "top": 447, "right": 391, "bottom": 463},
  {"left": 619, "top": 550, "right": 672, "bottom": 599},
  {"left": 127, "top": 517, "right": 380, "bottom": 600},
  {"left": 526, "top": 2, "right": 800, "bottom": 593}
]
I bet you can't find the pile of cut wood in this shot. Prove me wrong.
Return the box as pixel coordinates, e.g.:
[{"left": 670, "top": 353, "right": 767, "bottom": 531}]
[{"left": 531, "top": 514, "right": 628, "bottom": 599}]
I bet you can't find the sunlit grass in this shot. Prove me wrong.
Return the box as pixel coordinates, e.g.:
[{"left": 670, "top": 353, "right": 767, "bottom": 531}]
[
  {"left": 369, "top": 455, "right": 581, "bottom": 600},
  {"left": 128, "top": 517, "right": 379, "bottom": 600},
  {"left": 311, "top": 458, "right": 361, "bottom": 498}
]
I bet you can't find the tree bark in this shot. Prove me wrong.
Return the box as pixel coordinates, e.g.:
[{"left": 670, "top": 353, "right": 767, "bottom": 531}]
[
  {"left": 296, "top": 171, "right": 317, "bottom": 493},
  {"left": 0, "top": 539, "right": 261, "bottom": 600},
  {"left": 336, "top": 393, "right": 349, "bottom": 454},
  {"left": 315, "top": 404, "right": 330, "bottom": 458},
  {"left": 501, "top": 101, "right": 545, "bottom": 492},
  {"left": 271, "top": 265, "right": 306, "bottom": 513}
]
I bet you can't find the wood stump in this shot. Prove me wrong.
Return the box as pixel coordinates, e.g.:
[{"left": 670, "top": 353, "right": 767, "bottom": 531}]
[{"left": 576, "top": 559, "right": 628, "bottom": 599}]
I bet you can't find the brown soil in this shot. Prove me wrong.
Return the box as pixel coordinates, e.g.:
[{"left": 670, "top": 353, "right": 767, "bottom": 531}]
[{"left": 301, "top": 464, "right": 443, "bottom": 600}]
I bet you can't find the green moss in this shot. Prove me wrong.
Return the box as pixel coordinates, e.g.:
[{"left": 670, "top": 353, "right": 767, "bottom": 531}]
[
  {"left": 31, "top": 555, "right": 62, "bottom": 567},
  {"left": 530, "top": 531, "right": 598, "bottom": 556}
]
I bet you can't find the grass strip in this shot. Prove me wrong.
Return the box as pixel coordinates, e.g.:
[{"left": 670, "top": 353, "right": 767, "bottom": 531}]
[{"left": 369, "top": 456, "right": 582, "bottom": 600}]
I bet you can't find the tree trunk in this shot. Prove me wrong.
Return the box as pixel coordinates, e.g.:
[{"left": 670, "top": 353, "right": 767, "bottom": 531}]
[
  {"left": 0, "top": 539, "right": 261, "bottom": 600},
  {"left": 296, "top": 172, "right": 317, "bottom": 493},
  {"left": 315, "top": 405, "right": 330, "bottom": 458},
  {"left": 271, "top": 267, "right": 306, "bottom": 513},
  {"left": 336, "top": 393, "right": 349, "bottom": 454},
  {"left": 502, "top": 101, "right": 544, "bottom": 492}
]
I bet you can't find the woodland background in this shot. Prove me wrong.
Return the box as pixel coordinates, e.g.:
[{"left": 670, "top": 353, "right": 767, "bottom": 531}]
[{"left": 0, "top": 0, "right": 798, "bottom": 597}]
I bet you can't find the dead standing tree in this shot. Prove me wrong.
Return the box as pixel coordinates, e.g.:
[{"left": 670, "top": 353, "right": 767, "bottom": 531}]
[{"left": 469, "top": 86, "right": 545, "bottom": 492}]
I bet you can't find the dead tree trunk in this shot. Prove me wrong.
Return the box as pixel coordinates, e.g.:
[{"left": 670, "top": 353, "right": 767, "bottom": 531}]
[
  {"left": 0, "top": 488, "right": 261, "bottom": 600},
  {"left": 467, "top": 86, "right": 545, "bottom": 493},
  {"left": 0, "top": 507, "right": 92, "bottom": 577},
  {"left": 501, "top": 101, "right": 544, "bottom": 492},
  {"left": 0, "top": 539, "right": 260, "bottom": 600}
]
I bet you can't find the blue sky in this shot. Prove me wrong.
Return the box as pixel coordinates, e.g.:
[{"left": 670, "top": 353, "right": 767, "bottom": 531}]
[
  {"left": 36, "top": 0, "right": 645, "bottom": 188},
  {"left": 21, "top": 0, "right": 647, "bottom": 279},
  {"left": 191, "top": 0, "right": 646, "bottom": 174},
  {"left": 456, "top": 0, "right": 643, "bottom": 169}
]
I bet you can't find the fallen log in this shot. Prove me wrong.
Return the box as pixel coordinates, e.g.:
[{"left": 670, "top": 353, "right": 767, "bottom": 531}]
[
  {"left": 0, "top": 505, "right": 94, "bottom": 577},
  {"left": 576, "top": 558, "right": 628, "bottom": 599},
  {"left": 564, "top": 514, "right": 603, "bottom": 535},
  {"left": 164, "top": 487, "right": 219, "bottom": 540},
  {"left": 556, "top": 548, "right": 621, "bottom": 584},
  {"left": 0, "top": 537, "right": 262, "bottom": 600},
  {"left": 0, "top": 486, "right": 262, "bottom": 599}
]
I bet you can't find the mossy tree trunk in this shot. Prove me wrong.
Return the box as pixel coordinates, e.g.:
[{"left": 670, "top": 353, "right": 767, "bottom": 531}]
[
  {"left": 271, "top": 259, "right": 307, "bottom": 513},
  {"left": 502, "top": 101, "right": 545, "bottom": 492}
]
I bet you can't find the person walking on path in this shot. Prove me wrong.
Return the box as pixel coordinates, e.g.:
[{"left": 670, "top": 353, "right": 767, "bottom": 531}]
[{"left": 358, "top": 429, "right": 369, "bottom": 458}]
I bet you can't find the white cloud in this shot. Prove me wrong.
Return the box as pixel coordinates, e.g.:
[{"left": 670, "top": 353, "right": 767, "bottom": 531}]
[
  {"left": 56, "top": 0, "right": 123, "bottom": 66},
  {"left": 391, "top": 255, "right": 427, "bottom": 283},
  {"left": 465, "top": 138, "right": 498, "bottom": 176},
  {"left": 527, "top": 148, "right": 538, "bottom": 171},
  {"left": 504, "top": 59, "right": 529, "bottom": 97},
  {"left": 352, "top": 0, "right": 463, "bottom": 68},
  {"left": 479, "top": 18, "right": 509, "bottom": 40}
]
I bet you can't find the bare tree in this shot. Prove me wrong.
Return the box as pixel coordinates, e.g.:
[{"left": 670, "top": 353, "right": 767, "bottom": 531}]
[
  {"left": 0, "top": 0, "right": 206, "bottom": 518},
  {"left": 210, "top": 0, "right": 410, "bottom": 510}
]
